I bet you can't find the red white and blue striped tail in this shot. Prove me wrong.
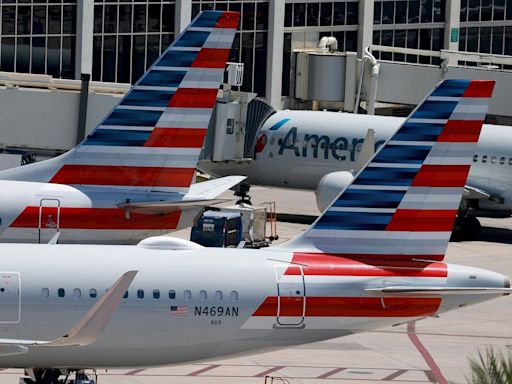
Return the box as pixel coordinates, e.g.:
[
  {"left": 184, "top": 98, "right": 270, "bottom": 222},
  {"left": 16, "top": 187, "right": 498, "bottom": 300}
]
[
  {"left": 285, "top": 79, "right": 495, "bottom": 261},
  {"left": 0, "top": 11, "right": 240, "bottom": 193}
]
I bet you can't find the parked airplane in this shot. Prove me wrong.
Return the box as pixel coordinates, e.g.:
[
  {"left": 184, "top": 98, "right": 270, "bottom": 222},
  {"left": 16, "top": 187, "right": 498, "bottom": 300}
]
[
  {"left": 0, "top": 11, "right": 243, "bottom": 244},
  {"left": 0, "top": 79, "right": 508, "bottom": 384},
  {"left": 200, "top": 94, "right": 510, "bottom": 240}
]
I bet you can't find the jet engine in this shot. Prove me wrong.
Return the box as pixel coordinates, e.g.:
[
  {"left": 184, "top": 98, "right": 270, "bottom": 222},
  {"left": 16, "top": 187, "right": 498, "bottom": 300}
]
[{"left": 315, "top": 171, "right": 354, "bottom": 212}]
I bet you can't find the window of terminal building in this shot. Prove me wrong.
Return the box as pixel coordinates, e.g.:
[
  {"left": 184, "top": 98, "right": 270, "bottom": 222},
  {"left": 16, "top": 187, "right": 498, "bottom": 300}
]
[
  {"left": 284, "top": 1, "right": 358, "bottom": 27},
  {"left": 0, "top": 1, "right": 77, "bottom": 78},
  {"left": 92, "top": 0, "right": 175, "bottom": 84},
  {"left": 372, "top": 28, "right": 444, "bottom": 64},
  {"left": 373, "top": 0, "right": 444, "bottom": 25},
  {"left": 461, "top": 0, "right": 512, "bottom": 22},
  {"left": 192, "top": 1, "right": 269, "bottom": 97},
  {"left": 459, "top": 26, "right": 512, "bottom": 58}
]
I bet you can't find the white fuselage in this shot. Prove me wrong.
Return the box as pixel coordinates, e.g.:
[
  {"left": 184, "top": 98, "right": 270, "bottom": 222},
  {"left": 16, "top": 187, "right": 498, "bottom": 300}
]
[
  {"left": 0, "top": 243, "right": 506, "bottom": 368},
  {"left": 200, "top": 111, "right": 512, "bottom": 212},
  {"left": 0, "top": 180, "right": 197, "bottom": 244}
]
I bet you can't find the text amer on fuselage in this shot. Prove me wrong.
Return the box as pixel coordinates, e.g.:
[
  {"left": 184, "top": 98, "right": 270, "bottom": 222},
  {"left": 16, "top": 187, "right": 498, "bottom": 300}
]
[{"left": 0, "top": 79, "right": 509, "bottom": 378}]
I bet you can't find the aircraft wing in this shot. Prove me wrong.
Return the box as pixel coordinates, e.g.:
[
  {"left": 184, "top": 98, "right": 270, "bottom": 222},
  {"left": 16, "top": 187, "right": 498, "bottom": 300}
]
[
  {"left": 0, "top": 270, "right": 137, "bottom": 355},
  {"left": 118, "top": 176, "right": 246, "bottom": 214},
  {"left": 366, "top": 286, "right": 511, "bottom": 295}
]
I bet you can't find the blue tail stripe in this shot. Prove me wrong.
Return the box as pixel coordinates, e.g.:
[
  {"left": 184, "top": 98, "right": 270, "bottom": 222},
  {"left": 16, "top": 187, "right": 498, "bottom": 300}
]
[
  {"left": 373, "top": 145, "right": 432, "bottom": 164},
  {"left": 174, "top": 31, "right": 211, "bottom": 47},
  {"left": 121, "top": 89, "right": 175, "bottom": 108},
  {"left": 139, "top": 70, "right": 187, "bottom": 87},
  {"left": 103, "top": 109, "right": 163, "bottom": 127},
  {"left": 393, "top": 123, "right": 445, "bottom": 141},
  {"left": 412, "top": 100, "right": 458, "bottom": 120},
  {"left": 356, "top": 167, "right": 418, "bottom": 186},
  {"left": 84, "top": 129, "right": 151, "bottom": 146},
  {"left": 192, "top": 11, "right": 223, "bottom": 27},
  {"left": 156, "top": 51, "right": 198, "bottom": 68},
  {"left": 431, "top": 79, "right": 470, "bottom": 97},
  {"left": 333, "top": 189, "right": 405, "bottom": 208},
  {"left": 316, "top": 211, "right": 392, "bottom": 230}
]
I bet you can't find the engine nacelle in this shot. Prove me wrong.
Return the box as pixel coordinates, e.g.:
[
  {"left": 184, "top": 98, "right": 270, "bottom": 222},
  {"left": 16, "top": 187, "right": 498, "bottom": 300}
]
[{"left": 315, "top": 171, "right": 354, "bottom": 212}]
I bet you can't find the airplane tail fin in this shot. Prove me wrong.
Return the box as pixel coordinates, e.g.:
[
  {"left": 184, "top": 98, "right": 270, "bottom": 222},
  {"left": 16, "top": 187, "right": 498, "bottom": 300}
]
[
  {"left": 284, "top": 79, "right": 495, "bottom": 261},
  {"left": 0, "top": 11, "right": 240, "bottom": 193}
]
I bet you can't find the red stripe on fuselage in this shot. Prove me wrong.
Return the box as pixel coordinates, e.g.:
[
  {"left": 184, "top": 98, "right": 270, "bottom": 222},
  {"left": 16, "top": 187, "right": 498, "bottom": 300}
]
[
  {"left": 49, "top": 165, "right": 195, "bottom": 187},
  {"left": 437, "top": 120, "right": 483, "bottom": 142},
  {"left": 386, "top": 209, "right": 458, "bottom": 232},
  {"left": 463, "top": 80, "right": 495, "bottom": 98},
  {"left": 191, "top": 48, "right": 232, "bottom": 69},
  {"left": 144, "top": 127, "right": 207, "bottom": 148},
  {"left": 10, "top": 206, "right": 181, "bottom": 230},
  {"left": 168, "top": 88, "right": 218, "bottom": 108},
  {"left": 289, "top": 253, "right": 448, "bottom": 276},
  {"left": 411, "top": 165, "right": 470, "bottom": 187},
  {"left": 252, "top": 297, "right": 441, "bottom": 317}
]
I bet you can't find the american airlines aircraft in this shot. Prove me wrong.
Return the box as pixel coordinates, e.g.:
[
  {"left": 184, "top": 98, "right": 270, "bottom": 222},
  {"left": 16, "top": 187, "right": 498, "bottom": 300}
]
[
  {"left": 0, "top": 79, "right": 509, "bottom": 384},
  {"left": 0, "top": 11, "right": 243, "bottom": 244},
  {"left": 200, "top": 94, "right": 510, "bottom": 240}
]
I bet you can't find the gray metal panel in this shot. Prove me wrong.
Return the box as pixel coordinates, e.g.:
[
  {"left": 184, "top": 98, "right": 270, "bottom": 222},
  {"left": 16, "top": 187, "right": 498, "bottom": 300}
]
[
  {"left": 0, "top": 87, "right": 120, "bottom": 151},
  {"left": 307, "top": 54, "right": 346, "bottom": 102}
]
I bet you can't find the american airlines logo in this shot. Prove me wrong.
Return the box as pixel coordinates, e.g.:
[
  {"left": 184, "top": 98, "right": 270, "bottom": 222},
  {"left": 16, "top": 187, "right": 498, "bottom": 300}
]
[{"left": 276, "top": 127, "right": 385, "bottom": 161}]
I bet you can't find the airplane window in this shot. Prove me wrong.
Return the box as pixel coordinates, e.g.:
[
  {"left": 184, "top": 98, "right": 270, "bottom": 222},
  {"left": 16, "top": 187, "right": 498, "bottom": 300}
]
[
  {"left": 509, "top": 158, "right": 512, "bottom": 165},
  {"left": 137, "top": 289, "right": 144, "bottom": 299},
  {"left": 153, "top": 289, "right": 160, "bottom": 299},
  {"left": 73, "top": 288, "right": 81, "bottom": 299},
  {"left": 473, "top": 154, "right": 478, "bottom": 162},
  {"left": 491, "top": 156, "right": 497, "bottom": 164},
  {"left": 123, "top": 291, "right": 128, "bottom": 299},
  {"left": 169, "top": 290, "right": 176, "bottom": 299},
  {"left": 58, "top": 288, "right": 65, "bottom": 298},
  {"left": 89, "top": 288, "right": 97, "bottom": 298},
  {"left": 199, "top": 290, "right": 207, "bottom": 301},
  {"left": 230, "top": 290, "right": 238, "bottom": 302},
  {"left": 482, "top": 155, "right": 487, "bottom": 163},
  {"left": 184, "top": 290, "right": 192, "bottom": 301},
  {"left": 500, "top": 157, "right": 506, "bottom": 164},
  {"left": 215, "top": 290, "right": 223, "bottom": 301},
  {"left": 41, "top": 288, "right": 49, "bottom": 298}
]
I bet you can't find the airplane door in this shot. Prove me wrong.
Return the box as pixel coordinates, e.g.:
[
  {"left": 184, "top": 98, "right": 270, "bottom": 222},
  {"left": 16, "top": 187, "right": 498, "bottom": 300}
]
[
  {"left": 0, "top": 273, "right": 20, "bottom": 323},
  {"left": 275, "top": 265, "right": 306, "bottom": 327},
  {"left": 38, "top": 199, "right": 60, "bottom": 243}
]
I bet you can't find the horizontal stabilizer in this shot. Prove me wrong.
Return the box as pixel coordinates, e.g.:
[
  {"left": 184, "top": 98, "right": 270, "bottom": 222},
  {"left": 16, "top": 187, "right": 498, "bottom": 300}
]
[
  {"left": 118, "top": 176, "right": 246, "bottom": 214},
  {"left": 188, "top": 176, "right": 246, "bottom": 199},
  {"left": 366, "top": 286, "right": 512, "bottom": 295},
  {"left": 118, "top": 198, "right": 229, "bottom": 214}
]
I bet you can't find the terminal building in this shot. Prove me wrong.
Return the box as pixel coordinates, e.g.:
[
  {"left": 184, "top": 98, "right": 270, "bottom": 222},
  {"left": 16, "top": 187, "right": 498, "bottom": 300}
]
[{"left": 0, "top": 0, "right": 511, "bottom": 160}]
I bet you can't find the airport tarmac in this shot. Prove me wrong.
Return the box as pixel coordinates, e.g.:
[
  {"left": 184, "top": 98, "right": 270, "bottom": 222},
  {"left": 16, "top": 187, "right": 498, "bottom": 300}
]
[{"left": 1, "top": 187, "right": 511, "bottom": 384}]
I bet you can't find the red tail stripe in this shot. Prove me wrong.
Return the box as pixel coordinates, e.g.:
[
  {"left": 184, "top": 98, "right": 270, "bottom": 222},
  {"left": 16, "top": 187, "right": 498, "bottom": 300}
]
[
  {"left": 191, "top": 48, "right": 232, "bottom": 69},
  {"left": 289, "top": 253, "right": 448, "bottom": 277},
  {"left": 168, "top": 88, "right": 218, "bottom": 108},
  {"left": 463, "top": 80, "right": 495, "bottom": 98},
  {"left": 412, "top": 165, "right": 470, "bottom": 187},
  {"left": 216, "top": 12, "right": 240, "bottom": 29},
  {"left": 386, "top": 209, "right": 458, "bottom": 232},
  {"left": 252, "top": 297, "right": 441, "bottom": 317},
  {"left": 50, "top": 165, "right": 195, "bottom": 187},
  {"left": 144, "top": 128, "right": 207, "bottom": 148},
  {"left": 437, "top": 120, "right": 483, "bottom": 143},
  {"left": 10, "top": 207, "right": 181, "bottom": 230}
]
